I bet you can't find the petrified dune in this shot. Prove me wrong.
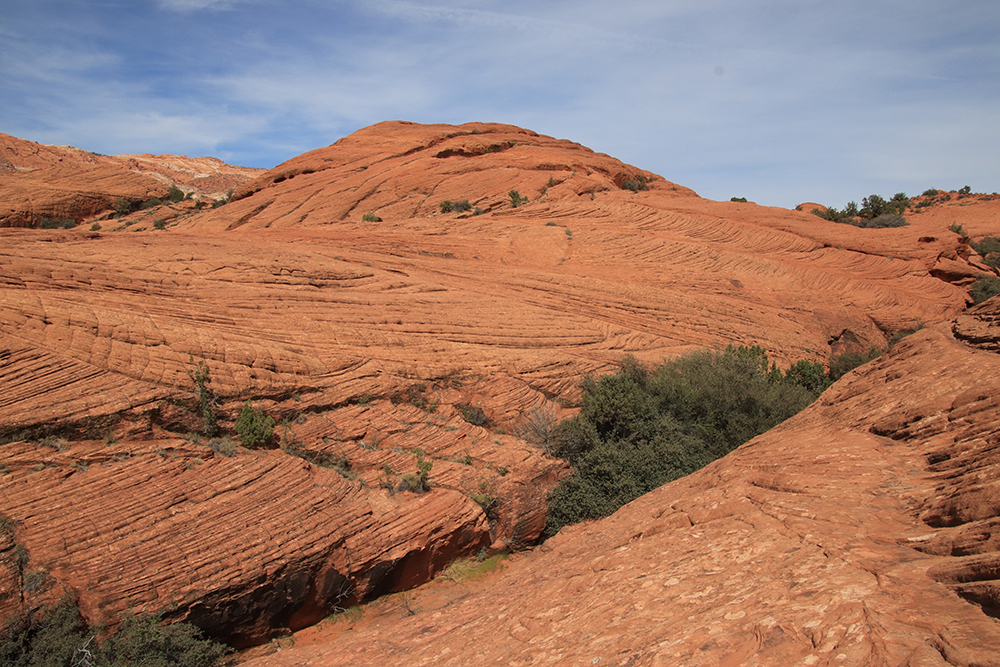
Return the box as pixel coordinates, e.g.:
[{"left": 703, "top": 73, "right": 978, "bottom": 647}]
[
  {"left": 0, "top": 132, "right": 263, "bottom": 227},
  {"left": 1, "top": 121, "right": 999, "bottom": 654},
  {"left": 244, "top": 299, "right": 1000, "bottom": 666}
]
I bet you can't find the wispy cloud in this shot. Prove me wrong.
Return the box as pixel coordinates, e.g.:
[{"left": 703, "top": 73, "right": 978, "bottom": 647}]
[
  {"left": 156, "top": 0, "right": 254, "bottom": 11},
  {"left": 1, "top": 0, "right": 997, "bottom": 205}
]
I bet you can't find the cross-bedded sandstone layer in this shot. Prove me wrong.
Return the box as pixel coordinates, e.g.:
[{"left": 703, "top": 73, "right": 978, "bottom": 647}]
[
  {"left": 1, "top": 122, "right": 998, "bottom": 652},
  {"left": 242, "top": 300, "right": 1000, "bottom": 667}
]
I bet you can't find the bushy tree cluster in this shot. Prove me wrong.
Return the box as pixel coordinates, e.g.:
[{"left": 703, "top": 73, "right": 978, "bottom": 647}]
[
  {"left": 0, "top": 597, "right": 228, "bottom": 667},
  {"left": 811, "top": 192, "right": 911, "bottom": 228},
  {"left": 545, "top": 347, "right": 827, "bottom": 535}
]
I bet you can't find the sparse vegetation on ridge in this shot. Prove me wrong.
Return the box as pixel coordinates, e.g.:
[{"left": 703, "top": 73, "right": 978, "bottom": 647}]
[{"left": 811, "top": 192, "right": 910, "bottom": 228}]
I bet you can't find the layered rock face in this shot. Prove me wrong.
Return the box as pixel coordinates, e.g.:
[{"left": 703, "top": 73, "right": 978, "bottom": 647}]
[
  {"left": 0, "top": 132, "right": 262, "bottom": 227},
  {"left": 1, "top": 121, "right": 998, "bottom": 650},
  {"left": 244, "top": 298, "right": 1000, "bottom": 666}
]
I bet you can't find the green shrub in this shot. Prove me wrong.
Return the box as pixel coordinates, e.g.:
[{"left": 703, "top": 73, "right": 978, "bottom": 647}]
[
  {"left": 782, "top": 360, "right": 831, "bottom": 394},
  {"left": 361, "top": 212, "right": 381, "bottom": 222},
  {"left": 457, "top": 403, "right": 490, "bottom": 427},
  {"left": 0, "top": 596, "right": 228, "bottom": 667},
  {"left": 439, "top": 201, "right": 453, "bottom": 213},
  {"left": 140, "top": 197, "right": 163, "bottom": 210},
  {"left": 828, "top": 348, "right": 881, "bottom": 381},
  {"left": 90, "top": 222, "right": 102, "bottom": 231},
  {"left": 153, "top": 219, "right": 167, "bottom": 230},
  {"left": 508, "top": 190, "right": 528, "bottom": 208},
  {"left": 453, "top": 199, "right": 472, "bottom": 212},
  {"left": 234, "top": 401, "right": 275, "bottom": 448},
  {"left": 396, "top": 449, "right": 431, "bottom": 493},
  {"left": 971, "top": 274, "right": 1000, "bottom": 304},
  {"left": 730, "top": 197, "right": 747, "bottom": 203},
  {"left": 167, "top": 184, "right": 185, "bottom": 203},
  {"left": 971, "top": 236, "right": 1000, "bottom": 269},
  {"left": 186, "top": 359, "right": 217, "bottom": 437},
  {"left": 622, "top": 179, "right": 649, "bottom": 192},
  {"left": 114, "top": 199, "right": 135, "bottom": 217},
  {"left": 922, "top": 188, "right": 939, "bottom": 197},
  {"left": 857, "top": 213, "right": 908, "bottom": 228},
  {"left": 545, "top": 347, "right": 820, "bottom": 535}
]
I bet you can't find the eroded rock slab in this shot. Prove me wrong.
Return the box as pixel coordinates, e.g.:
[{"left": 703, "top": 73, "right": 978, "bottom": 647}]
[{"left": 242, "top": 320, "right": 1000, "bottom": 666}]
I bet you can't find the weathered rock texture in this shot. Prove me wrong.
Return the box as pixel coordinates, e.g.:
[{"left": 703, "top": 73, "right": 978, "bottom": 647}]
[
  {"left": 243, "top": 299, "right": 1000, "bottom": 666},
  {"left": 1, "top": 122, "right": 999, "bottom": 650},
  {"left": 0, "top": 132, "right": 262, "bottom": 227}
]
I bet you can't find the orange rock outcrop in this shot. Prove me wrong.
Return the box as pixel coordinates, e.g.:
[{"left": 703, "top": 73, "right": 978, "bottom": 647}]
[
  {"left": 1, "top": 121, "right": 999, "bottom": 653},
  {"left": 0, "top": 132, "right": 263, "bottom": 227},
  {"left": 244, "top": 298, "right": 1000, "bottom": 666}
]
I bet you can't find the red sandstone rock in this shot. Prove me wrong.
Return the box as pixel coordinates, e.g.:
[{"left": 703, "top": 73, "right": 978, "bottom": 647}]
[
  {"left": 2, "top": 122, "right": 1000, "bottom": 652},
  {"left": 0, "top": 133, "right": 262, "bottom": 227},
  {"left": 241, "top": 311, "right": 1000, "bottom": 666}
]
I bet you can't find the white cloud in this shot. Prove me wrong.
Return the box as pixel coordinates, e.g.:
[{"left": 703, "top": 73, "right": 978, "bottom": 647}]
[{"left": 156, "top": 0, "right": 252, "bottom": 10}]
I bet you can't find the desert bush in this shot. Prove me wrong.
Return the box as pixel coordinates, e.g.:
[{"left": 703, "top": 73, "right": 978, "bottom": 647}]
[
  {"left": 90, "top": 222, "right": 102, "bottom": 231},
  {"left": 167, "top": 184, "right": 185, "bottom": 203},
  {"left": 453, "top": 199, "right": 472, "bottom": 212},
  {"left": 782, "top": 360, "right": 831, "bottom": 394},
  {"left": 207, "top": 437, "right": 238, "bottom": 457},
  {"left": 186, "top": 359, "right": 217, "bottom": 437},
  {"left": 361, "top": 212, "right": 381, "bottom": 222},
  {"left": 545, "top": 347, "right": 820, "bottom": 535},
  {"left": 439, "top": 200, "right": 453, "bottom": 213},
  {"left": 457, "top": 403, "right": 490, "bottom": 427},
  {"left": 730, "top": 196, "right": 747, "bottom": 203},
  {"left": 622, "top": 179, "right": 649, "bottom": 192},
  {"left": 971, "top": 274, "right": 1000, "bottom": 304},
  {"left": 856, "top": 213, "right": 908, "bottom": 228},
  {"left": 37, "top": 217, "right": 76, "bottom": 229},
  {"left": 153, "top": 219, "right": 167, "bottom": 230},
  {"left": 234, "top": 401, "right": 274, "bottom": 448},
  {"left": 513, "top": 404, "right": 558, "bottom": 453},
  {"left": 0, "top": 596, "right": 228, "bottom": 667},
  {"left": 140, "top": 197, "right": 163, "bottom": 210},
  {"left": 971, "top": 236, "right": 1000, "bottom": 269},
  {"left": 396, "top": 449, "right": 431, "bottom": 493},
  {"left": 922, "top": 188, "right": 939, "bottom": 197},
  {"left": 114, "top": 199, "right": 136, "bottom": 217},
  {"left": 828, "top": 348, "right": 881, "bottom": 381},
  {"left": 508, "top": 190, "right": 528, "bottom": 208}
]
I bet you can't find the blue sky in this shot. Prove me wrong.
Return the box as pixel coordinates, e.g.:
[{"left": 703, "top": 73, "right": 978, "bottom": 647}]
[{"left": 1, "top": 0, "right": 997, "bottom": 208}]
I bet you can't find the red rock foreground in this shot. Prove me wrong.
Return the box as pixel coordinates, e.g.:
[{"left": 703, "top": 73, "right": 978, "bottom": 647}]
[
  {"left": 244, "top": 299, "right": 1000, "bottom": 666},
  {"left": 1, "top": 122, "right": 999, "bottom": 652}
]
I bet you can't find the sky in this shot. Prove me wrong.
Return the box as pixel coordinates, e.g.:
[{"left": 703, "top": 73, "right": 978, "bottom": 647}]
[{"left": 1, "top": 0, "right": 998, "bottom": 208}]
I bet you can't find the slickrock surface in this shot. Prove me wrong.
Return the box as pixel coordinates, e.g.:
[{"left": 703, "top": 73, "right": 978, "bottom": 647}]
[
  {"left": 2, "top": 122, "right": 999, "bottom": 650},
  {"left": 242, "top": 304, "right": 1000, "bottom": 666},
  {"left": 0, "top": 132, "right": 262, "bottom": 227}
]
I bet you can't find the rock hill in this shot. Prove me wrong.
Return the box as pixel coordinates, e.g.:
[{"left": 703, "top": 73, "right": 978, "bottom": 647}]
[
  {"left": 0, "top": 132, "right": 263, "bottom": 228},
  {"left": 1, "top": 122, "right": 999, "bottom": 656}
]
